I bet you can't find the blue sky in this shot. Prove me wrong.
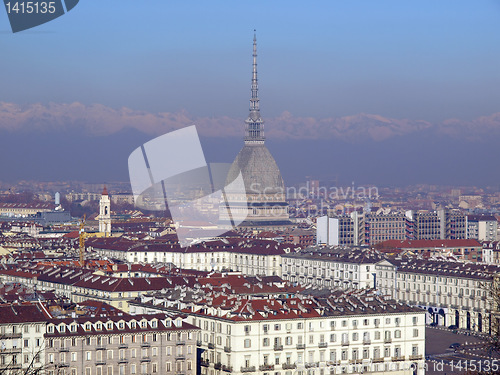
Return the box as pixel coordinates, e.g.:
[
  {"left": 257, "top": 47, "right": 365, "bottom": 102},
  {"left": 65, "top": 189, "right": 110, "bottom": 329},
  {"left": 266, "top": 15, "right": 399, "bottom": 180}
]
[
  {"left": 1, "top": 1, "right": 500, "bottom": 185},
  {"left": 1, "top": 0, "right": 499, "bottom": 121}
]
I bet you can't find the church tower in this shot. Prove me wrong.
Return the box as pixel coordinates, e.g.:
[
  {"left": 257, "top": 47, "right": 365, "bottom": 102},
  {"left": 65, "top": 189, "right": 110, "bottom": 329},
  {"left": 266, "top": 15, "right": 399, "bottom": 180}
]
[
  {"left": 99, "top": 186, "right": 111, "bottom": 236},
  {"left": 222, "top": 32, "right": 291, "bottom": 231}
]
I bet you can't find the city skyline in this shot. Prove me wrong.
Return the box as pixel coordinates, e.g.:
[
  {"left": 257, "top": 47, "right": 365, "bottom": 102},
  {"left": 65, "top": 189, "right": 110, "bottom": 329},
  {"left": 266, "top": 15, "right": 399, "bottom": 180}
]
[{"left": 1, "top": 1, "right": 499, "bottom": 185}]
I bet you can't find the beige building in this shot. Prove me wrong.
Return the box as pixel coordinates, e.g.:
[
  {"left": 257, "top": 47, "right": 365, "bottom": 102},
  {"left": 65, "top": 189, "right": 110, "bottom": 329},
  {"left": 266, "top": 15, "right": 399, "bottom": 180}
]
[
  {"left": 131, "top": 288, "right": 426, "bottom": 375},
  {"left": 0, "top": 303, "right": 50, "bottom": 375},
  {"left": 376, "top": 258, "right": 500, "bottom": 332},
  {"left": 44, "top": 314, "right": 199, "bottom": 375}
]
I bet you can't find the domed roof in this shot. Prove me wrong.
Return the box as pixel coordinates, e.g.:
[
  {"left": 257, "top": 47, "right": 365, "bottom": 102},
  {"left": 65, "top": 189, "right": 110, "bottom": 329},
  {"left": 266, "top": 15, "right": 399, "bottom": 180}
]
[{"left": 226, "top": 144, "right": 285, "bottom": 195}]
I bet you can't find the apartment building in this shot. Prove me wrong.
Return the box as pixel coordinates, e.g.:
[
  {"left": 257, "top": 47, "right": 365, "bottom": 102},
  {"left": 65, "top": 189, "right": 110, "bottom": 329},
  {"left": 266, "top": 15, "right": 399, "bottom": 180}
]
[
  {"left": 375, "top": 258, "right": 500, "bottom": 332},
  {"left": 468, "top": 215, "right": 498, "bottom": 241},
  {"left": 88, "top": 237, "right": 298, "bottom": 277},
  {"left": 130, "top": 288, "right": 426, "bottom": 375},
  {"left": 317, "top": 209, "right": 467, "bottom": 246},
  {"left": 44, "top": 314, "right": 199, "bottom": 375},
  {"left": 0, "top": 265, "right": 196, "bottom": 313},
  {"left": 0, "top": 303, "right": 50, "bottom": 375},
  {"left": 281, "top": 248, "right": 385, "bottom": 290}
]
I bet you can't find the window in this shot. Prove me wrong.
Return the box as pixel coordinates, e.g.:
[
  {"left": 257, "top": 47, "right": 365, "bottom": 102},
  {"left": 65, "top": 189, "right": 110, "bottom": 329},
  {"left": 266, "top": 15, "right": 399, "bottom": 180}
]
[
  {"left": 384, "top": 347, "right": 390, "bottom": 357},
  {"left": 274, "top": 324, "right": 281, "bottom": 331},
  {"left": 263, "top": 338, "right": 270, "bottom": 346},
  {"left": 412, "top": 317, "right": 418, "bottom": 326},
  {"left": 86, "top": 352, "right": 92, "bottom": 361},
  {"left": 395, "top": 330, "right": 401, "bottom": 338},
  {"left": 244, "top": 325, "right": 251, "bottom": 335},
  {"left": 244, "top": 339, "right": 251, "bottom": 348},
  {"left": 413, "top": 329, "right": 419, "bottom": 337}
]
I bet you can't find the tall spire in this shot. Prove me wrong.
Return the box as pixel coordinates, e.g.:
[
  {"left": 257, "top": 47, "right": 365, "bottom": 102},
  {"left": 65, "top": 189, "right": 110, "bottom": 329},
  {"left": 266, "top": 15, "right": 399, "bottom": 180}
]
[{"left": 245, "top": 30, "right": 265, "bottom": 145}]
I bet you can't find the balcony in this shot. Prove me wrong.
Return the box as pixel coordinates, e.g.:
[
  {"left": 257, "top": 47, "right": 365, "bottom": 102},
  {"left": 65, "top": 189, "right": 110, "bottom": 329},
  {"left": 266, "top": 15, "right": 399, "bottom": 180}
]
[
  {"left": 296, "top": 344, "right": 306, "bottom": 349},
  {"left": 95, "top": 346, "right": 106, "bottom": 351},
  {"left": 140, "top": 357, "right": 151, "bottom": 362},
  {"left": 208, "top": 343, "right": 215, "bottom": 349},
  {"left": 214, "top": 363, "right": 222, "bottom": 370},
  {"left": 3, "top": 347, "right": 22, "bottom": 354},
  {"left": 259, "top": 364, "right": 274, "bottom": 371},
  {"left": 176, "top": 341, "right": 186, "bottom": 346},
  {"left": 274, "top": 344, "right": 283, "bottom": 351},
  {"left": 341, "top": 341, "right": 350, "bottom": 346},
  {"left": 384, "top": 338, "right": 392, "bottom": 344},
  {"left": 318, "top": 342, "right": 328, "bottom": 348},
  {"left": 363, "top": 339, "right": 371, "bottom": 345},
  {"left": 224, "top": 346, "right": 231, "bottom": 353},
  {"left": 241, "top": 366, "right": 256, "bottom": 372},
  {"left": 96, "top": 360, "right": 106, "bottom": 366},
  {"left": 141, "top": 342, "right": 150, "bottom": 348},
  {"left": 349, "top": 359, "right": 363, "bottom": 365},
  {"left": 57, "top": 362, "right": 70, "bottom": 368},
  {"left": 175, "top": 354, "right": 186, "bottom": 360},
  {"left": 118, "top": 343, "right": 128, "bottom": 349},
  {"left": 222, "top": 365, "right": 233, "bottom": 372},
  {"left": 409, "top": 355, "right": 423, "bottom": 360},
  {"left": 282, "top": 363, "right": 297, "bottom": 370},
  {"left": 201, "top": 360, "right": 209, "bottom": 367},
  {"left": 196, "top": 340, "right": 202, "bottom": 346},
  {"left": 392, "top": 356, "right": 405, "bottom": 362},
  {"left": 305, "top": 362, "right": 319, "bottom": 368},
  {"left": 372, "top": 358, "right": 384, "bottom": 363},
  {"left": 327, "top": 360, "right": 340, "bottom": 366},
  {"left": 118, "top": 358, "right": 128, "bottom": 364},
  {"left": 0, "top": 333, "right": 22, "bottom": 339}
]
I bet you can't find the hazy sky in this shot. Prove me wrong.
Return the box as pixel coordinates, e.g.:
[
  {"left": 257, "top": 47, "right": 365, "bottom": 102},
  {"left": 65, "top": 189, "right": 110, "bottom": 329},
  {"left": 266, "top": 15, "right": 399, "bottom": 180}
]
[
  {"left": 1, "top": 1, "right": 499, "bottom": 120},
  {"left": 1, "top": 1, "right": 500, "bottom": 186}
]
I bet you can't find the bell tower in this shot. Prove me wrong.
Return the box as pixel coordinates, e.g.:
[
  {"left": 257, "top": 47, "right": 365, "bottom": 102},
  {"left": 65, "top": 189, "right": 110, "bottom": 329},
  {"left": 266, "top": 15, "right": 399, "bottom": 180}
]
[{"left": 99, "top": 186, "right": 111, "bottom": 236}]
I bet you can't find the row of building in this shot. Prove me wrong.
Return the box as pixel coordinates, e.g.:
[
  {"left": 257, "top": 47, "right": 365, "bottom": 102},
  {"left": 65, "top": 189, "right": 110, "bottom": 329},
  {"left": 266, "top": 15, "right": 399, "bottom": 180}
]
[{"left": 316, "top": 209, "right": 499, "bottom": 246}]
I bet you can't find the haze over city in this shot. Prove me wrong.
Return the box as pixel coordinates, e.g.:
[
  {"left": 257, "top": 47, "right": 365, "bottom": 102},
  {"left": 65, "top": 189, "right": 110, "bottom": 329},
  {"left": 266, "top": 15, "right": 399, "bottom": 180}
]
[{"left": 1, "top": 1, "right": 499, "bottom": 185}]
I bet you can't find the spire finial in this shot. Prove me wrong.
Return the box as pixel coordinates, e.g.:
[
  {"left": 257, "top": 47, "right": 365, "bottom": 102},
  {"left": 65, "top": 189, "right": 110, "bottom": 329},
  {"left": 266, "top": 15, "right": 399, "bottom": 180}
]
[{"left": 245, "top": 31, "right": 265, "bottom": 145}]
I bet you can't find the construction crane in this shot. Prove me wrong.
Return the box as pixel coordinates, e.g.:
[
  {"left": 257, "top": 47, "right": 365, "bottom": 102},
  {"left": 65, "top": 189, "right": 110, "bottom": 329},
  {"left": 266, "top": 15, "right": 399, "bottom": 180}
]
[{"left": 79, "top": 214, "right": 86, "bottom": 267}]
